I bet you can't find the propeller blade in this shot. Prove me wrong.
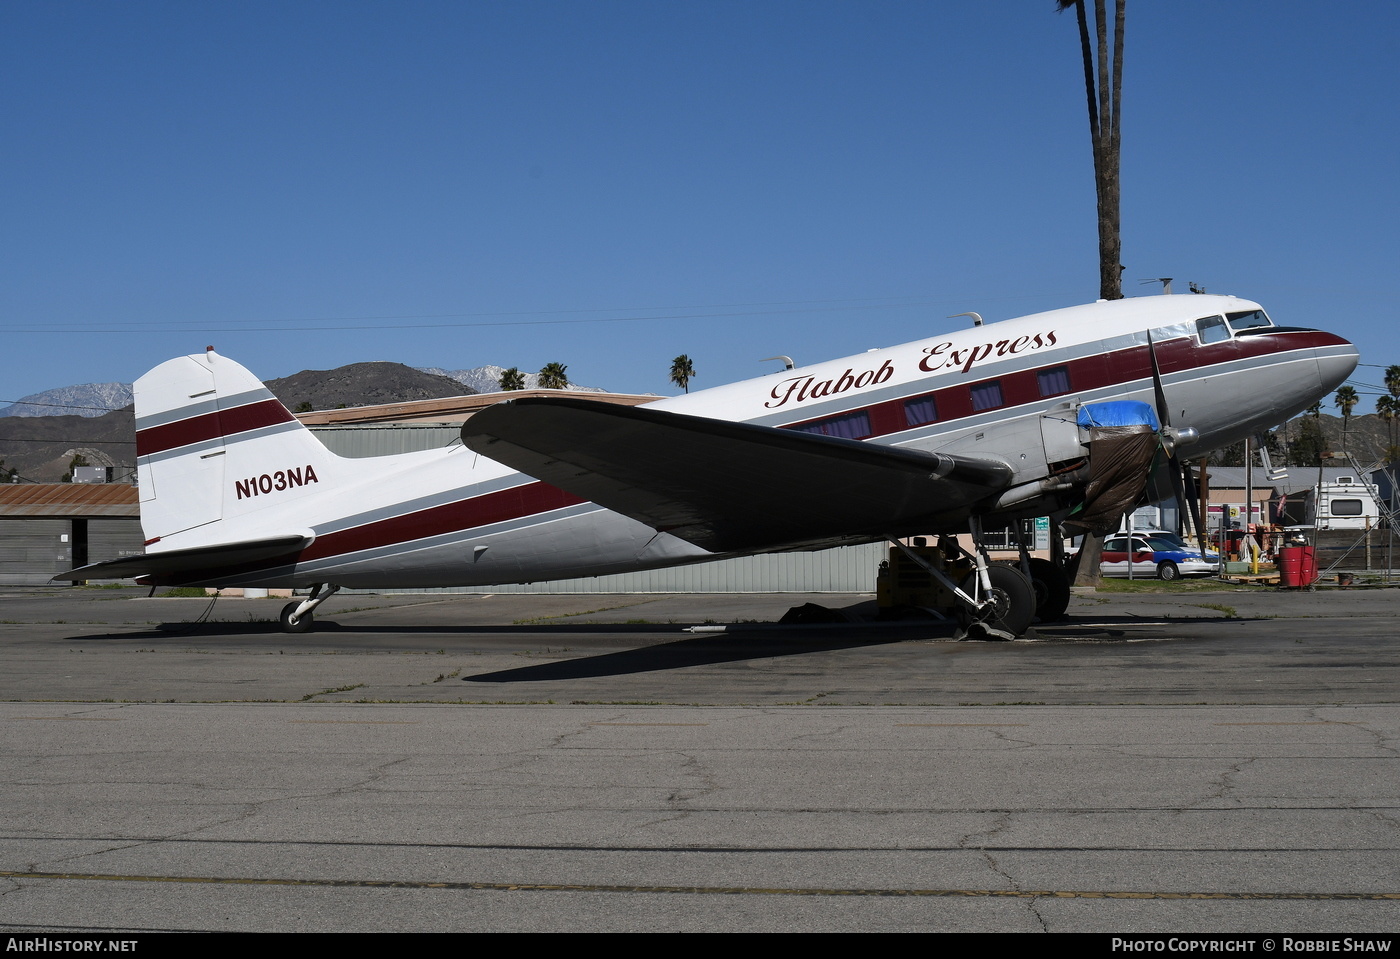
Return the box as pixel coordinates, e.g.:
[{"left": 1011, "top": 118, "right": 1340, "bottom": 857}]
[
  {"left": 1147, "top": 332, "right": 1208, "bottom": 550},
  {"left": 1146, "top": 330, "right": 1172, "bottom": 431}
]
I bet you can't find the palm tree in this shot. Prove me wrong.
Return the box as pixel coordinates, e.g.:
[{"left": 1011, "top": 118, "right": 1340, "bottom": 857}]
[
  {"left": 1056, "top": 0, "right": 1126, "bottom": 301},
  {"left": 538, "top": 362, "right": 569, "bottom": 391},
  {"left": 1056, "top": 0, "right": 1125, "bottom": 587},
  {"left": 1382, "top": 368, "right": 1400, "bottom": 510},
  {"left": 1385, "top": 364, "right": 1400, "bottom": 403},
  {"left": 1334, "top": 386, "right": 1358, "bottom": 421},
  {"left": 498, "top": 367, "right": 526, "bottom": 391},
  {"left": 669, "top": 354, "right": 696, "bottom": 394},
  {"left": 1334, "top": 386, "right": 1359, "bottom": 452},
  {"left": 1377, "top": 395, "right": 1399, "bottom": 462}
]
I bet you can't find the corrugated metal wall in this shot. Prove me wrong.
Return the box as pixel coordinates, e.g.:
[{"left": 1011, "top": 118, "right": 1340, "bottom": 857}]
[
  {"left": 352, "top": 542, "right": 884, "bottom": 595},
  {"left": 310, "top": 425, "right": 462, "bottom": 458},
  {"left": 0, "top": 517, "right": 144, "bottom": 585},
  {"left": 89, "top": 519, "right": 145, "bottom": 566},
  {"left": 0, "top": 519, "right": 71, "bottom": 585}
]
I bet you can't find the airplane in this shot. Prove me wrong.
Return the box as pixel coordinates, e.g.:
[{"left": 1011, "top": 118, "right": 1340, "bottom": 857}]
[{"left": 56, "top": 294, "right": 1357, "bottom": 639}]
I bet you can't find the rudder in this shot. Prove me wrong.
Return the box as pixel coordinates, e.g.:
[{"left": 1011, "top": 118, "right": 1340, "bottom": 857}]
[{"left": 134, "top": 349, "right": 338, "bottom": 547}]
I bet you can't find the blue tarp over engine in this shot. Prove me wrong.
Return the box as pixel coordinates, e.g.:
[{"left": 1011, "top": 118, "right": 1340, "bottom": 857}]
[{"left": 1078, "top": 401, "right": 1160, "bottom": 430}]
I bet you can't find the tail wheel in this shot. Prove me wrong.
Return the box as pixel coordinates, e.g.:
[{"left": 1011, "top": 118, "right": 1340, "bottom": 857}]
[
  {"left": 280, "top": 601, "right": 314, "bottom": 634},
  {"left": 959, "top": 564, "right": 1035, "bottom": 639},
  {"left": 1023, "top": 558, "right": 1071, "bottom": 622}
]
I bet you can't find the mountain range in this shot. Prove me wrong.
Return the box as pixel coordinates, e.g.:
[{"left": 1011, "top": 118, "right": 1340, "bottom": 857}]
[
  {"left": 0, "top": 382, "right": 134, "bottom": 418},
  {"left": 0, "top": 362, "right": 609, "bottom": 482},
  {"left": 420, "top": 366, "right": 604, "bottom": 395},
  {"left": 1, "top": 365, "right": 606, "bottom": 420}
]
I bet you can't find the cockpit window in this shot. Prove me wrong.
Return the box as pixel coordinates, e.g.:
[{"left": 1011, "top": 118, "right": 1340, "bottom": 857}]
[
  {"left": 1227, "top": 309, "right": 1272, "bottom": 332},
  {"left": 1196, "top": 315, "right": 1230, "bottom": 344}
]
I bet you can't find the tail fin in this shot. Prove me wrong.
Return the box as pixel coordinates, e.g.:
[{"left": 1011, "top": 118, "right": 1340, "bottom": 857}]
[{"left": 134, "top": 349, "right": 339, "bottom": 547}]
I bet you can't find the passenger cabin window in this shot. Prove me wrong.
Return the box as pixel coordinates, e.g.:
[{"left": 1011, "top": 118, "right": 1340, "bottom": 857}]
[
  {"left": 792, "top": 409, "right": 873, "bottom": 440},
  {"left": 1037, "top": 366, "right": 1071, "bottom": 397},
  {"left": 1196, "top": 315, "right": 1230, "bottom": 344},
  {"left": 1227, "top": 309, "right": 1272, "bottom": 333},
  {"left": 1330, "top": 499, "right": 1364, "bottom": 516},
  {"left": 970, "top": 381, "right": 1004, "bottom": 412},
  {"left": 903, "top": 396, "right": 938, "bottom": 427}
]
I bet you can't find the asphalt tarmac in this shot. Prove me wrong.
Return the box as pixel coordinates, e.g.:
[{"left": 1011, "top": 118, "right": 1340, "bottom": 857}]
[{"left": 2, "top": 584, "right": 1397, "bottom": 932}]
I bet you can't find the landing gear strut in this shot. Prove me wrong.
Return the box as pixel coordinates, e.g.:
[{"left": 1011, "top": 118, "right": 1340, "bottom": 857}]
[
  {"left": 957, "top": 563, "right": 1035, "bottom": 640},
  {"left": 279, "top": 583, "right": 340, "bottom": 634},
  {"left": 885, "top": 521, "right": 1038, "bottom": 640}
]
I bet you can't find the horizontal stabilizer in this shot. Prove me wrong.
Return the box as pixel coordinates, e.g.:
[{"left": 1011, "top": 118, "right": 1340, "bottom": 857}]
[
  {"left": 53, "top": 534, "right": 310, "bottom": 583},
  {"left": 461, "top": 397, "right": 1013, "bottom": 552}
]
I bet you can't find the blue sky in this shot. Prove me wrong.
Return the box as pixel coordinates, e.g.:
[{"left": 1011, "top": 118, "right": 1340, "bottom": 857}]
[{"left": 3, "top": 1, "right": 1397, "bottom": 406}]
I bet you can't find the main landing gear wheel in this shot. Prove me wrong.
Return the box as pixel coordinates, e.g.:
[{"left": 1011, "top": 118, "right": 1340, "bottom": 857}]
[
  {"left": 958, "top": 564, "right": 1035, "bottom": 640},
  {"left": 278, "top": 584, "right": 339, "bottom": 634},
  {"left": 1024, "top": 558, "right": 1071, "bottom": 622},
  {"left": 280, "top": 602, "right": 314, "bottom": 634}
]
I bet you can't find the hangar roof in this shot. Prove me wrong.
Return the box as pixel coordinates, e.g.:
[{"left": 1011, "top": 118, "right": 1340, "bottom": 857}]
[
  {"left": 0, "top": 483, "right": 140, "bottom": 518},
  {"left": 293, "top": 389, "right": 658, "bottom": 427}
]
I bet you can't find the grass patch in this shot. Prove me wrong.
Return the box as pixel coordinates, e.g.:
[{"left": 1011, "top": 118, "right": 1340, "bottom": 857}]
[
  {"left": 300, "top": 683, "right": 366, "bottom": 701},
  {"left": 1092, "top": 577, "right": 1244, "bottom": 594}
]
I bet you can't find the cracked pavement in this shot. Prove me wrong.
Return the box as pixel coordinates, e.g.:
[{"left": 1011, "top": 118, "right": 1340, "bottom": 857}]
[{"left": 1, "top": 586, "right": 1397, "bottom": 931}]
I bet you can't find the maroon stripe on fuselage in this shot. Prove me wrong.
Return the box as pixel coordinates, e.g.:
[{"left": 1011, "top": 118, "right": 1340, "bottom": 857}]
[
  {"left": 136, "top": 399, "right": 297, "bottom": 457},
  {"left": 300, "top": 481, "right": 586, "bottom": 563},
  {"left": 783, "top": 328, "right": 1339, "bottom": 438}
]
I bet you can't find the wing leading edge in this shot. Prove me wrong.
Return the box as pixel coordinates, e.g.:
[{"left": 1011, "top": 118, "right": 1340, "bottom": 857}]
[{"left": 461, "top": 397, "right": 1014, "bottom": 553}]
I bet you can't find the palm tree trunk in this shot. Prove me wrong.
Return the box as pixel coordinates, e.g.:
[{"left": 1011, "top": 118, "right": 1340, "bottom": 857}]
[{"left": 1065, "top": 1, "right": 1125, "bottom": 301}]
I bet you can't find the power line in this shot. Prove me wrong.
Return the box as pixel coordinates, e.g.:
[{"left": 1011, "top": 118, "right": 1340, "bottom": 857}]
[
  {"left": 0, "top": 290, "right": 1086, "bottom": 335},
  {"left": 0, "top": 400, "right": 132, "bottom": 412}
]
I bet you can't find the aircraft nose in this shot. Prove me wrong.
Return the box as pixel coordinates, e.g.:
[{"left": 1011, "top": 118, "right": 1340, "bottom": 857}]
[{"left": 1314, "top": 331, "right": 1359, "bottom": 395}]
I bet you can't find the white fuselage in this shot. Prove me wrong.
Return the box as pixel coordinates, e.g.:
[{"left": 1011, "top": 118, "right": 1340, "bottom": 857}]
[{"left": 135, "top": 295, "right": 1357, "bottom": 589}]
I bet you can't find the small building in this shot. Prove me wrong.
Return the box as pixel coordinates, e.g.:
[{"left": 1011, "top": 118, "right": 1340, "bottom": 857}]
[{"left": 0, "top": 484, "right": 143, "bottom": 585}]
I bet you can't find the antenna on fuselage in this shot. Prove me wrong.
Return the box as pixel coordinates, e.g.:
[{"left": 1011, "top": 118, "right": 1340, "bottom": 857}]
[
  {"left": 761, "top": 355, "right": 795, "bottom": 371},
  {"left": 949, "top": 312, "right": 983, "bottom": 327},
  {"left": 1140, "top": 277, "right": 1173, "bottom": 294}
]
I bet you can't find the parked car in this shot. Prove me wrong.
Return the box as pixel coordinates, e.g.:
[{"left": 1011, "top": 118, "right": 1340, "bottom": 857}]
[{"left": 1099, "top": 532, "right": 1220, "bottom": 581}]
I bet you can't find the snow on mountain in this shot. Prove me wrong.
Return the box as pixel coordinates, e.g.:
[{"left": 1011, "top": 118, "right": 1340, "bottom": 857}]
[
  {"left": 417, "top": 366, "right": 605, "bottom": 393},
  {"left": 0, "top": 382, "right": 133, "bottom": 418},
  {"left": 1, "top": 363, "right": 613, "bottom": 421}
]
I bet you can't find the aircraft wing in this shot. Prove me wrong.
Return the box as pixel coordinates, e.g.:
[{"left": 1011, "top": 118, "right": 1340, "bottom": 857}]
[
  {"left": 461, "top": 397, "right": 1014, "bottom": 553},
  {"left": 53, "top": 534, "right": 310, "bottom": 583}
]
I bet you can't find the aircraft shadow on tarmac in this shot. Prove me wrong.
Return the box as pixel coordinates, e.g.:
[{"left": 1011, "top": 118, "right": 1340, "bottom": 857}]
[
  {"left": 453, "top": 614, "right": 1240, "bottom": 683},
  {"left": 61, "top": 615, "right": 1243, "bottom": 680},
  {"left": 460, "top": 627, "right": 930, "bottom": 682},
  {"left": 64, "top": 619, "right": 946, "bottom": 677}
]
